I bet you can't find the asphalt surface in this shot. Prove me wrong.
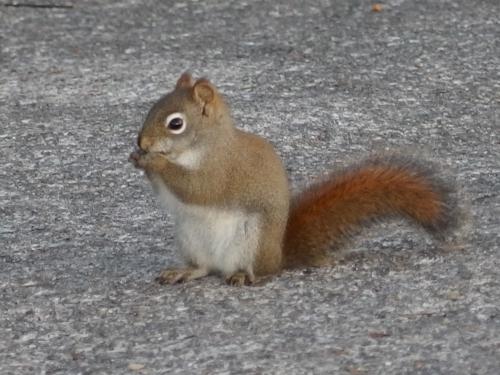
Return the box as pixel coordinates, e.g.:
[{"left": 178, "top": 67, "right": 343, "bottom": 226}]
[{"left": 1, "top": 0, "right": 499, "bottom": 374}]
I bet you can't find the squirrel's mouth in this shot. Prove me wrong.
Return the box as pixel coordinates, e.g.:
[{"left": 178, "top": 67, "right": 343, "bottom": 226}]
[{"left": 134, "top": 148, "right": 170, "bottom": 158}]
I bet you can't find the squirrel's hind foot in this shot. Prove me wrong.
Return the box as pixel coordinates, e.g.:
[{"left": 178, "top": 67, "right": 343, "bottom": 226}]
[
  {"left": 156, "top": 267, "right": 208, "bottom": 285},
  {"left": 225, "top": 271, "right": 255, "bottom": 286}
]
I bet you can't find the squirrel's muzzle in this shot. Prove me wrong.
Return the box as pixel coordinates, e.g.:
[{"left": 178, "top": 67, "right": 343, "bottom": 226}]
[{"left": 138, "top": 134, "right": 154, "bottom": 152}]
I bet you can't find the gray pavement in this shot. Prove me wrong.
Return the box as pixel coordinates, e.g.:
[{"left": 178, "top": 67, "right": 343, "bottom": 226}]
[{"left": 1, "top": 0, "right": 499, "bottom": 374}]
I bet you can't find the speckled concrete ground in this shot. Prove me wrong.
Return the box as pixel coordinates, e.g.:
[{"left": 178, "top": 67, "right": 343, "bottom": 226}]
[{"left": 1, "top": 0, "right": 499, "bottom": 374}]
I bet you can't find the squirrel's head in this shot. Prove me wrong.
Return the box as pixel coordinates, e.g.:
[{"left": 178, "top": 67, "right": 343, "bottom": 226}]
[{"left": 137, "top": 73, "right": 232, "bottom": 163}]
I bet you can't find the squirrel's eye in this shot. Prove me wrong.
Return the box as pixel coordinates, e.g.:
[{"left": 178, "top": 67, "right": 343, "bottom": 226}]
[
  {"left": 169, "top": 117, "right": 183, "bottom": 129},
  {"left": 165, "top": 112, "right": 187, "bottom": 134}
]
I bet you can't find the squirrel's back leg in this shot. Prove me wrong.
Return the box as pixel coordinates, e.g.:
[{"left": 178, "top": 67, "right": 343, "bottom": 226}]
[
  {"left": 253, "top": 218, "right": 287, "bottom": 278},
  {"left": 224, "top": 224, "right": 283, "bottom": 286}
]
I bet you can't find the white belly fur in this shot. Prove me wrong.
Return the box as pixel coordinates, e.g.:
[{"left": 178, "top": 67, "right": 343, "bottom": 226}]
[{"left": 150, "top": 175, "right": 261, "bottom": 276}]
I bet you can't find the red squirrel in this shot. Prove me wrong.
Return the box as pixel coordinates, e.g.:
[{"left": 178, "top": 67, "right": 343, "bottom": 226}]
[{"left": 129, "top": 73, "right": 457, "bottom": 286}]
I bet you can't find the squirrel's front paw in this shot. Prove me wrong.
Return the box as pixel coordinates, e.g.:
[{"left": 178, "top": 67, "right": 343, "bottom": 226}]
[{"left": 128, "top": 149, "right": 147, "bottom": 169}]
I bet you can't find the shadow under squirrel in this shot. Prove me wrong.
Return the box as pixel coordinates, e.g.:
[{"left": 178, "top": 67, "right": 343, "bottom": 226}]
[{"left": 129, "top": 73, "right": 457, "bottom": 286}]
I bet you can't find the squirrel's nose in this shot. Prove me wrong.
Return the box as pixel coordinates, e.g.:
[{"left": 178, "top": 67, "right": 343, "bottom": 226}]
[{"left": 138, "top": 134, "right": 153, "bottom": 152}]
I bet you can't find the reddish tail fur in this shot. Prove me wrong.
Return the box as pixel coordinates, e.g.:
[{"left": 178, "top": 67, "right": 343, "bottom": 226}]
[{"left": 283, "top": 155, "right": 457, "bottom": 269}]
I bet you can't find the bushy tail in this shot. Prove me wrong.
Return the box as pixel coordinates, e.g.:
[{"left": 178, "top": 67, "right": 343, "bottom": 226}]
[{"left": 283, "top": 155, "right": 457, "bottom": 269}]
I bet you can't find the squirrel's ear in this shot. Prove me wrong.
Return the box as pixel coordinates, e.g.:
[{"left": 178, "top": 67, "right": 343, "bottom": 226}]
[
  {"left": 176, "top": 72, "right": 194, "bottom": 89},
  {"left": 192, "top": 78, "right": 216, "bottom": 115}
]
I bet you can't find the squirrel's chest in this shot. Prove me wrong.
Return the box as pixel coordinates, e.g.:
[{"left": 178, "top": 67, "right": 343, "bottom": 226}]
[{"left": 150, "top": 175, "right": 261, "bottom": 275}]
